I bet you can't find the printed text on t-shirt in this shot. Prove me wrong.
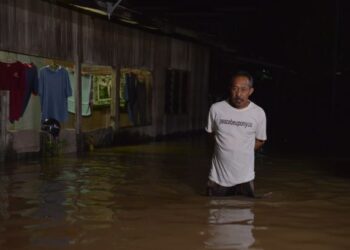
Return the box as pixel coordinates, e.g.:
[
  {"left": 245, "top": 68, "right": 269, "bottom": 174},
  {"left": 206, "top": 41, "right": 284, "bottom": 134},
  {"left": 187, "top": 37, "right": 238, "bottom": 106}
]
[{"left": 219, "top": 119, "right": 253, "bottom": 128}]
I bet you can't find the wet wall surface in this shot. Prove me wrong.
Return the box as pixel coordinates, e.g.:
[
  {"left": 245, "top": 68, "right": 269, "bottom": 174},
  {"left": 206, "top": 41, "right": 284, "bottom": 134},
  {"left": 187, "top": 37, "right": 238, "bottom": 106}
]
[{"left": 0, "top": 137, "right": 350, "bottom": 250}]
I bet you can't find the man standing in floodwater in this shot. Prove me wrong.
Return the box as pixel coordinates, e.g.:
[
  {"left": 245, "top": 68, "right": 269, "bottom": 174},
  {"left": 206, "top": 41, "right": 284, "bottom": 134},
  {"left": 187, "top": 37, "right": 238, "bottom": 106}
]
[{"left": 205, "top": 71, "right": 267, "bottom": 197}]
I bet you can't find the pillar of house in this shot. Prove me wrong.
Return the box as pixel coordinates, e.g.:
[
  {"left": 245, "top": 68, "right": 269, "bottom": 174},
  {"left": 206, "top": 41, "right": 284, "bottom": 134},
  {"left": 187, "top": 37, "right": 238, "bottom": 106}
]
[{"left": 0, "top": 91, "right": 9, "bottom": 162}]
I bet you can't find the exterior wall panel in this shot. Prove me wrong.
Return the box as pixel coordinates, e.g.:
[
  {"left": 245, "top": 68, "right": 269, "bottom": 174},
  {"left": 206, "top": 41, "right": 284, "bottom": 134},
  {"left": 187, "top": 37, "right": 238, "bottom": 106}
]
[{"left": 0, "top": 0, "right": 210, "bottom": 143}]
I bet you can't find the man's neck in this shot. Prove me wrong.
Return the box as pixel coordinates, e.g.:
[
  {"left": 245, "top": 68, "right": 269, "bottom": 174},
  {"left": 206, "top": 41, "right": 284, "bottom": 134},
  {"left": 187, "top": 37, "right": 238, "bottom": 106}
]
[{"left": 228, "top": 99, "right": 250, "bottom": 109}]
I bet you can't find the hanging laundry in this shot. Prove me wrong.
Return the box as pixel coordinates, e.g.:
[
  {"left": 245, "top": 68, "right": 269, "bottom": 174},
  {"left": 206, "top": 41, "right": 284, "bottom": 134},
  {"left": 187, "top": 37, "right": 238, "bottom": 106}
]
[
  {"left": 135, "top": 79, "right": 147, "bottom": 125},
  {"left": 21, "top": 63, "right": 39, "bottom": 116},
  {"left": 119, "top": 73, "right": 127, "bottom": 111},
  {"left": 38, "top": 66, "right": 72, "bottom": 122},
  {"left": 92, "top": 75, "right": 112, "bottom": 106},
  {"left": 145, "top": 74, "right": 153, "bottom": 124},
  {"left": 125, "top": 73, "right": 137, "bottom": 124},
  {"left": 119, "top": 69, "right": 153, "bottom": 126},
  {"left": 68, "top": 72, "right": 92, "bottom": 116},
  {"left": 0, "top": 61, "right": 26, "bottom": 122}
]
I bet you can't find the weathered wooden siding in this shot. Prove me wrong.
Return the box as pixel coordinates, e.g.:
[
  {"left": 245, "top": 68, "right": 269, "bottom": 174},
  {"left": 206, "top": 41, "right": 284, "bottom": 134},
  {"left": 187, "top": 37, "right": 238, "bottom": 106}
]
[
  {"left": 0, "top": 0, "right": 210, "bottom": 139},
  {"left": 0, "top": 0, "right": 74, "bottom": 60}
]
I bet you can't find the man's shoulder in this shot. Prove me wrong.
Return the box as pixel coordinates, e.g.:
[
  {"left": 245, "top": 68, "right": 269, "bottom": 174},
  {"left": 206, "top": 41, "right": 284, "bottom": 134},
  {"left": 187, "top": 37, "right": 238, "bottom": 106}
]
[
  {"left": 210, "top": 100, "right": 228, "bottom": 110},
  {"left": 250, "top": 101, "right": 265, "bottom": 112},
  {"left": 249, "top": 102, "right": 266, "bottom": 119}
]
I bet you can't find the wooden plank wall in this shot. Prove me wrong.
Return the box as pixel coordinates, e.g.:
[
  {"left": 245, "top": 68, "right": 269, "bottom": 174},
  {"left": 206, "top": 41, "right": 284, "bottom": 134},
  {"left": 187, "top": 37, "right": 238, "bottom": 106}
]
[{"left": 0, "top": 0, "right": 210, "bottom": 138}]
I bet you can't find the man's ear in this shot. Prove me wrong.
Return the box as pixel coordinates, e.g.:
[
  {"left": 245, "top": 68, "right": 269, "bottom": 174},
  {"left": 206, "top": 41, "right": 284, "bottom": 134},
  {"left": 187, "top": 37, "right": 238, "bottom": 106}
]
[{"left": 249, "top": 87, "right": 254, "bottom": 96}]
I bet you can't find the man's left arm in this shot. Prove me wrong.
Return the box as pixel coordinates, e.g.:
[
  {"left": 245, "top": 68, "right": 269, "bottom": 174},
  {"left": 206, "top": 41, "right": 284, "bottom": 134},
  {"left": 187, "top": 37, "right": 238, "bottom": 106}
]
[{"left": 255, "top": 109, "right": 267, "bottom": 151}]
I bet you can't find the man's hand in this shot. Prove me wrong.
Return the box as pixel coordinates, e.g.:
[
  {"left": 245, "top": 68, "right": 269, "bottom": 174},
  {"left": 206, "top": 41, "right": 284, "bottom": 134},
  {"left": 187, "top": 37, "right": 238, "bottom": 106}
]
[{"left": 255, "top": 139, "right": 265, "bottom": 151}]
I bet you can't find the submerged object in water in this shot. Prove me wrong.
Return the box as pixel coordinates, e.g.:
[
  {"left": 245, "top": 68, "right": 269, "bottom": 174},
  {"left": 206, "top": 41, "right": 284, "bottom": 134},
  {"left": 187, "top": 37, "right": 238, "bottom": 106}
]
[{"left": 41, "top": 118, "right": 61, "bottom": 138}]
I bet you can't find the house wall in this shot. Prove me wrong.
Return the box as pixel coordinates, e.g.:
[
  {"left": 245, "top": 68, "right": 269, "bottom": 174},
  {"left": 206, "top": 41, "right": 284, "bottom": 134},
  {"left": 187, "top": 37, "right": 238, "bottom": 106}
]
[{"left": 0, "top": 0, "right": 210, "bottom": 151}]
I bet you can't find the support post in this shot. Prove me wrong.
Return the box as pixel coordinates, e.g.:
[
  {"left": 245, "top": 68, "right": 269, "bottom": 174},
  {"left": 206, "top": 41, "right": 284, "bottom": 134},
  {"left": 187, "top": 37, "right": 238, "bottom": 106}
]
[
  {"left": 73, "top": 12, "right": 83, "bottom": 152},
  {"left": 74, "top": 55, "right": 82, "bottom": 135},
  {"left": 0, "top": 91, "right": 9, "bottom": 161}
]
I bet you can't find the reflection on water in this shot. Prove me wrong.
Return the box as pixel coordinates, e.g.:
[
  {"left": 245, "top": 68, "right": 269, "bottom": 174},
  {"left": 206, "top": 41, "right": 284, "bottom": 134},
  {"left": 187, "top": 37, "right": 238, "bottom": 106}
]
[
  {"left": 0, "top": 138, "right": 350, "bottom": 250},
  {"left": 206, "top": 200, "right": 255, "bottom": 249}
]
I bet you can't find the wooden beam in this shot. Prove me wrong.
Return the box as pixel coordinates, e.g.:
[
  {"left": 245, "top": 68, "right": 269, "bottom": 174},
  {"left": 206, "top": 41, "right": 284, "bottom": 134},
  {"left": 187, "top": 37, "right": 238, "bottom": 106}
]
[
  {"left": 110, "top": 64, "right": 121, "bottom": 130},
  {"left": 73, "top": 11, "right": 83, "bottom": 152},
  {"left": 0, "top": 91, "right": 9, "bottom": 161}
]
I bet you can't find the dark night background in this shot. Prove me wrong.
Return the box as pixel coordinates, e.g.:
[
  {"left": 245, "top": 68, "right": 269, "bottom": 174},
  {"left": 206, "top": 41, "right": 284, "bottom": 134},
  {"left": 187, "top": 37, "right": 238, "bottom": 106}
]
[
  {"left": 204, "top": 0, "right": 350, "bottom": 157},
  {"left": 55, "top": 0, "right": 350, "bottom": 156},
  {"left": 122, "top": 0, "right": 350, "bottom": 156}
]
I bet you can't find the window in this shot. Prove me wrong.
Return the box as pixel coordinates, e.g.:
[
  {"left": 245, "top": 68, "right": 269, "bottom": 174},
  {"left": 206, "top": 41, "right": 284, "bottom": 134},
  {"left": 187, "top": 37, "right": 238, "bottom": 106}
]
[{"left": 165, "top": 69, "right": 189, "bottom": 115}]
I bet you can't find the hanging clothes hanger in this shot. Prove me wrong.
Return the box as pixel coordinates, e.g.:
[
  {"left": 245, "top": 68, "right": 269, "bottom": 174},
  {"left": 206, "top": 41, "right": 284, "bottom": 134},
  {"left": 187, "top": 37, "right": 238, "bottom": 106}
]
[{"left": 48, "top": 60, "right": 60, "bottom": 71}]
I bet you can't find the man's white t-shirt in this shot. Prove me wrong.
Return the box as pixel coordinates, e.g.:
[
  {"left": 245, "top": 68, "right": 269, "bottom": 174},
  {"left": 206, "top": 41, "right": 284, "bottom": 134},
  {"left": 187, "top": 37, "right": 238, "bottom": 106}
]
[{"left": 205, "top": 100, "right": 267, "bottom": 187}]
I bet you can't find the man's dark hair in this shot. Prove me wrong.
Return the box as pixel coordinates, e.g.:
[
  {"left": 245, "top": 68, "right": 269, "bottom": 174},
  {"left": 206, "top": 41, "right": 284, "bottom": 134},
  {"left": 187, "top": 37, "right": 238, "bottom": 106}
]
[{"left": 231, "top": 71, "right": 254, "bottom": 88}]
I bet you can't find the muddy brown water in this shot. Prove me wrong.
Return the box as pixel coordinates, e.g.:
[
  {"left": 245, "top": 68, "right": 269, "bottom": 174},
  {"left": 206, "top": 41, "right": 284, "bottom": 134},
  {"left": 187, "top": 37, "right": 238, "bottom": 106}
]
[{"left": 1, "top": 138, "right": 350, "bottom": 250}]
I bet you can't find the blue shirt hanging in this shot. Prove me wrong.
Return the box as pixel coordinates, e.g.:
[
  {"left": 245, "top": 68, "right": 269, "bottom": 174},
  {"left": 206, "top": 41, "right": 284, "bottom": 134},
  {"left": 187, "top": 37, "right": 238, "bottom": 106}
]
[{"left": 39, "top": 66, "right": 72, "bottom": 122}]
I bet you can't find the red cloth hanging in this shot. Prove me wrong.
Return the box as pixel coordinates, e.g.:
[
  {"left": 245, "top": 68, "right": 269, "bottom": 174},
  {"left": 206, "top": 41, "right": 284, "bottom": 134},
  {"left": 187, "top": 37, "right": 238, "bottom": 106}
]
[{"left": 0, "top": 61, "right": 26, "bottom": 122}]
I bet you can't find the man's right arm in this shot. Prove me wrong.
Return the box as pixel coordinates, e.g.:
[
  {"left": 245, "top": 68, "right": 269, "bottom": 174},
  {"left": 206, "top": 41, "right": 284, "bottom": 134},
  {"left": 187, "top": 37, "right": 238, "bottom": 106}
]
[
  {"left": 205, "top": 105, "right": 216, "bottom": 146},
  {"left": 205, "top": 105, "right": 214, "bottom": 133}
]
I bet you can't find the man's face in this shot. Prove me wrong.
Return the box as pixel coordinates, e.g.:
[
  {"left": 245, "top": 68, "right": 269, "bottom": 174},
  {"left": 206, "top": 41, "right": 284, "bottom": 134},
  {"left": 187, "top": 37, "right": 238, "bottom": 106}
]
[{"left": 229, "top": 76, "right": 254, "bottom": 109}]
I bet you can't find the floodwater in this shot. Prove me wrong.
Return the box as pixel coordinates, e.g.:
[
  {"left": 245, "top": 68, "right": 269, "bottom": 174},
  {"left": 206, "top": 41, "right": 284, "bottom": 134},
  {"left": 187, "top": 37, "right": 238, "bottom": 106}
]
[{"left": 0, "top": 137, "right": 350, "bottom": 250}]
